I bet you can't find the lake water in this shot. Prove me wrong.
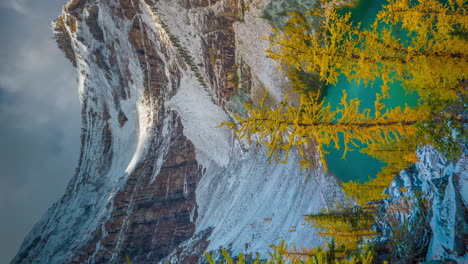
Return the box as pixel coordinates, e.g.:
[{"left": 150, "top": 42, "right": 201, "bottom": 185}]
[{"left": 322, "top": 0, "right": 419, "bottom": 183}]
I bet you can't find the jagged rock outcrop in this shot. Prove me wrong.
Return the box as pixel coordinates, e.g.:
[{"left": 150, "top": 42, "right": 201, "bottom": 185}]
[
  {"left": 377, "top": 145, "right": 467, "bottom": 262},
  {"left": 13, "top": 0, "right": 341, "bottom": 263}
]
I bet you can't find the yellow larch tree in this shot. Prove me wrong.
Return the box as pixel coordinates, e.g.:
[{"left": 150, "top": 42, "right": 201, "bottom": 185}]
[
  {"left": 342, "top": 137, "right": 422, "bottom": 205},
  {"left": 222, "top": 0, "right": 466, "bottom": 168},
  {"left": 305, "top": 206, "right": 378, "bottom": 255},
  {"left": 267, "top": 0, "right": 467, "bottom": 100},
  {"left": 222, "top": 91, "right": 429, "bottom": 169}
]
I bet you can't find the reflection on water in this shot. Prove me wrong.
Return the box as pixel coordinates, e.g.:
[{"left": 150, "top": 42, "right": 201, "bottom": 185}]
[{"left": 322, "top": 0, "right": 419, "bottom": 184}]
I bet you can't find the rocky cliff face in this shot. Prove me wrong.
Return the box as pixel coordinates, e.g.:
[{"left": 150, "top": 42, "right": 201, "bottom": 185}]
[
  {"left": 382, "top": 146, "right": 467, "bottom": 262},
  {"left": 13, "top": 0, "right": 341, "bottom": 263}
]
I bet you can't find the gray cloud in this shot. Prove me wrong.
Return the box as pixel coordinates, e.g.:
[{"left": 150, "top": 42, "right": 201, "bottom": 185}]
[
  {"left": 1, "top": 0, "right": 29, "bottom": 14},
  {"left": 0, "top": 1, "right": 81, "bottom": 263}
]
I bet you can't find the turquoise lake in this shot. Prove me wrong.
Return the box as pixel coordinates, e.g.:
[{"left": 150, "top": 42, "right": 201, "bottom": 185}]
[{"left": 322, "top": 0, "right": 419, "bottom": 183}]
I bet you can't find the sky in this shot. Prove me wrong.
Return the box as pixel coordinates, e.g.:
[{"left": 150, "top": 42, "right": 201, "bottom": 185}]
[{"left": 0, "top": 0, "right": 80, "bottom": 262}]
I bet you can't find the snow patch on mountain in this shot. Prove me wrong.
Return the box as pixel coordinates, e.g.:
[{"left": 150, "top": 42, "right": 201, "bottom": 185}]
[
  {"left": 234, "top": 0, "right": 288, "bottom": 101},
  {"left": 421, "top": 146, "right": 467, "bottom": 261},
  {"left": 195, "top": 148, "right": 334, "bottom": 256},
  {"left": 385, "top": 145, "right": 467, "bottom": 262},
  {"left": 167, "top": 73, "right": 232, "bottom": 168}
]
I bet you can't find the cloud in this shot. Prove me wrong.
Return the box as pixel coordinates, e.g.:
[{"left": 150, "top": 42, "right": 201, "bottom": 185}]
[
  {"left": 3, "top": 0, "right": 29, "bottom": 15},
  {"left": 17, "top": 42, "right": 56, "bottom": 72},
  {"left": 0, "top": 71, "right": 17, "bottom": 91},
  {"left": 0, "top": 0, "right": 79, "bottom": 263}
]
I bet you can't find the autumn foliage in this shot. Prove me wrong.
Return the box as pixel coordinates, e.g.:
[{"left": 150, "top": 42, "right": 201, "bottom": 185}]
[
  {"left": 222, "top": 0, "right": 467, "bottom": 173},
  {"left": 222, "top": 90, "right": 429, "bottom": 169},
  {"left": 220, "top": 0, "right": 466, "bottom": 261},
  {"left": 267, "top": 0, "right": 467, "bottom": 100}
]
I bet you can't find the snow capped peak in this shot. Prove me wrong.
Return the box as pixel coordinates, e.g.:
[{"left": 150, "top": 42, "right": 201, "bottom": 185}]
[{"left": 14, "top": 0, "right": 340, "bottom": 263}]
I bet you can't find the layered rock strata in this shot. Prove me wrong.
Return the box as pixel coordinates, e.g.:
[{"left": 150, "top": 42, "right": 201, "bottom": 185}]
[{"left": 13, "top": 0, "right": 340, "bottom": 263}]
